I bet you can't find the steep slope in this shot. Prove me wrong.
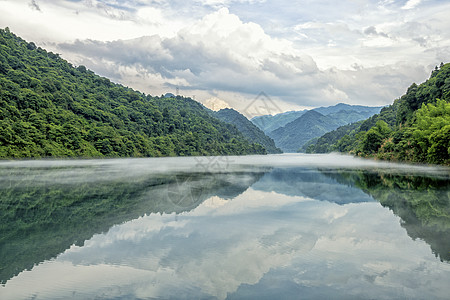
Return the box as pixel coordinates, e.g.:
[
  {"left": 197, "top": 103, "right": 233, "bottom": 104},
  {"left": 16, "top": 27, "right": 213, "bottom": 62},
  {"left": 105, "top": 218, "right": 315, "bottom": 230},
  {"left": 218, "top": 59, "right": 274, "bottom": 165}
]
[
  {"left": 251, "top": 110, "right": 307, "bottom": 133},
  {"left": 213, "top": 108, "right": 282, "bottom": 154},
  {"left": 0, "top": 28, "right": 265, "bottom": 158},
  {"left": 268, "top": 110, "right": 342, "bottom": 152},
  {"left": 312, "top": 63, "right": 450, "bottom": 165},
  {"left": 252, "top": 103, "right": 382, "bottom": 135},
  {"left": 303, "top": 121, "right": 363, "bottom": 153},
  {"left": 268, "top": 103, "right": 382, "bottom": 153}
]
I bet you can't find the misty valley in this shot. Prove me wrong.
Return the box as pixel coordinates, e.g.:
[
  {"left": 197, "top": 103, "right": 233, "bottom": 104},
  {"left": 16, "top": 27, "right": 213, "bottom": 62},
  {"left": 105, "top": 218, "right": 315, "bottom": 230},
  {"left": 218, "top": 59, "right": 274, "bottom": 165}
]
[{"left": 1, "top": 154, "right": 449, "bottom": 299}]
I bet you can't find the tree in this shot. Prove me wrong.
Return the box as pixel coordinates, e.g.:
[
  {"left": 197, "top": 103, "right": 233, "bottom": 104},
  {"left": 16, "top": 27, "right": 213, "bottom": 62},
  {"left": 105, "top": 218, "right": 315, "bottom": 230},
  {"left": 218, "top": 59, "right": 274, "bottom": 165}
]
[
  {"left": 361, "top": 120, "right": 391, "bottom": 154},
  {"left": 410, "top": 99, "right": 450, "bottom": 164}
]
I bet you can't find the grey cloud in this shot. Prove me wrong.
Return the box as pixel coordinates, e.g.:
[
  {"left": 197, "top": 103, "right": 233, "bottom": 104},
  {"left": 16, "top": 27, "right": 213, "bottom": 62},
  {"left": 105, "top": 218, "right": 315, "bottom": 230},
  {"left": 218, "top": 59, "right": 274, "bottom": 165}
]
[
  {"left": 52, "top": 2, "right": 450, "bottom": 110},
  {"left": 58, "top": 31, "right": 327, "bottom": 104},
  {"left": 413, "top": 37, "right": 428, "bottom": 47},
  {"left": 363, "top": 26, "right": 389, "bottom": 38},
  {"left": 29, "top": 0, "right": 41, "bottom": 11},
  {"left": 79, "top": 0, "right": 134, "bottom": 20},
  {"left": 57, "top": 31, "right": 435, "bottom": 109},
  {"left": 326, "top": 63, "right": 429, "bottom": 106},
  {"left": 364, "top": 26, "right": 377, "bottom": 35}
]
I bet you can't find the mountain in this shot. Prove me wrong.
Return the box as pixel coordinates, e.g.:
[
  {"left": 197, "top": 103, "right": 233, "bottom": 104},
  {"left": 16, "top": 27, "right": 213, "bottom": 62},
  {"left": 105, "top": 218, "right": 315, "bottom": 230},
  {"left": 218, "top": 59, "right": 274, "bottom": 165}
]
[
  {"left": 251, "top": 110, "right": 307, "bottom": 133},
  {"left": 212, "top": 108, "right": 282, "bottom": 154},
  {"left": 303, "top": 121, "right": 363, "bottom": 153},
  {"left": 0, "top": 28, "right": 266, "bottom": 158},
  {"left": 308, "top": 63, "right": 450, "bottom": 165},
  {"left": 252, "top": 103, "right": 382, "bottom": 135},
  {"left": 251, "top": 103, "right": 382, "bottom": 153},
  {"left": 251, "top": 168, "right": 375, "bottom": 205},
  {"left": 268, "top": 110, "right": 343, "bottom": 152},
  {"left": 321, "top": 105, "right": 383, "bottom": 125},
  {"left": 313, "top": 103, "right": 381, "bottom": 117}
]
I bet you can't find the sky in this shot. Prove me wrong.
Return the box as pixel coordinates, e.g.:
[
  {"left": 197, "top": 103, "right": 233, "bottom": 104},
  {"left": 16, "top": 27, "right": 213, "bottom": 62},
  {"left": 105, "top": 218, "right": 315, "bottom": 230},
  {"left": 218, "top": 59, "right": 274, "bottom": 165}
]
[{"left": 1, "top": 0, "right": 450, "bottom": 116}]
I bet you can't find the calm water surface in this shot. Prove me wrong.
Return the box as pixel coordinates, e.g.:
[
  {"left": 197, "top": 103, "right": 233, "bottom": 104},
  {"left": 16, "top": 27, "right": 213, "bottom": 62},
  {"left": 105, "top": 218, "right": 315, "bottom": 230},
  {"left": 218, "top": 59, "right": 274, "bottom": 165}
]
[{"left": 0, "top": 154, "right": 449, "bottom": 299}]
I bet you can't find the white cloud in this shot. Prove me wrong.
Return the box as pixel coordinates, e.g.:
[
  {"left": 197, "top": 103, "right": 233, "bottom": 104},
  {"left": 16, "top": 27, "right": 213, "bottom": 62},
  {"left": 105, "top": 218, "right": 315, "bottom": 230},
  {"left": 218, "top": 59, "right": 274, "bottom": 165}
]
[
  {"left": 204, "top": 97, "right": 231, "bottom": 111},
  {"left": 56, "top": 8, "right": 332, "bottom": 110},
  {"left": 1, "top": 0, "right": 450, "bottom": 112},
  {"left": 402, "top": 0, "right": 422, "bottom": 10},
  {"left": 0, "top": 0, "right": 182, "bottom": 42}
]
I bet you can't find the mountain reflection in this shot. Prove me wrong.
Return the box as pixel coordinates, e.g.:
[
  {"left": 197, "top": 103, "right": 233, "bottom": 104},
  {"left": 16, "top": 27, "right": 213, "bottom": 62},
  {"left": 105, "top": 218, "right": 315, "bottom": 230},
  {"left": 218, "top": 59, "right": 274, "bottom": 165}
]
[
  {"left": 246, "top": 166, "right": 450, "bottom": 263},
  {"left": 0, "top": 164, "right": 266, "bottom": 284},
  {"left": 251, "top": 168, "right": 375, "bottom": 204},
  {"left": 323, "top": 169, "right": 450, "bottom": 262},
  {"left": 1, "top": 155, "right": 449, "bottom": 296}
]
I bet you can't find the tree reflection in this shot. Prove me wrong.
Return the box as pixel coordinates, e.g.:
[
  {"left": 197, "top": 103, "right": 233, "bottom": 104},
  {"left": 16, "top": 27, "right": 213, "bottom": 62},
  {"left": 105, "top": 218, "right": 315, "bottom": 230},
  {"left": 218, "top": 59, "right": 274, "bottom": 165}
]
[
  {"left": 0, "top": 165, "right": 265, "bottom": 284},
  {"left": 326, "top": 169, "right": 450, "bottom": 262}
]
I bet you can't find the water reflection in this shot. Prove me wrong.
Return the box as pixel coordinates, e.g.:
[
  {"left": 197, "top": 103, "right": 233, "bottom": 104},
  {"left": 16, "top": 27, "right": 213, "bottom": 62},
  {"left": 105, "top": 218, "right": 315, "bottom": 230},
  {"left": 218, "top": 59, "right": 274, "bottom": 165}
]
[
  {"left": 0, "top": 162, "right": 266, "bottom": 284},
  {"left": 325, "top": 169, "right": 450, "bottom": 262},
  {"left": 1, "top": 154, "right": 449, "bottom": 299},
  {"left": 252, "top": 168, "right": 375, "bottom": 204}
]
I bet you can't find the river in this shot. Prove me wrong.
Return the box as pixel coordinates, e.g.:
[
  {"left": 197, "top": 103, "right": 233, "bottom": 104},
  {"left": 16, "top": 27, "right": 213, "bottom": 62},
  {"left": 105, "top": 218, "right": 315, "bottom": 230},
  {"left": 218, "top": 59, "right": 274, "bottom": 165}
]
[{"left": 0, "top": 153, "right": 449, "bottom": 299}]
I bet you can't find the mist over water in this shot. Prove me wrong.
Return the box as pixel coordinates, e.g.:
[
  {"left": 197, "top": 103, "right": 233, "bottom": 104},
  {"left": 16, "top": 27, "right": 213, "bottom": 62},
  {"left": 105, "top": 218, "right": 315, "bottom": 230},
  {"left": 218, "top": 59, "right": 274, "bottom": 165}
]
[
  {"left": 1, "top": 153, "right": 448, "bottom": 184},
  {"left": 1, "top": 154, "right": 449, "bottom": 299}
]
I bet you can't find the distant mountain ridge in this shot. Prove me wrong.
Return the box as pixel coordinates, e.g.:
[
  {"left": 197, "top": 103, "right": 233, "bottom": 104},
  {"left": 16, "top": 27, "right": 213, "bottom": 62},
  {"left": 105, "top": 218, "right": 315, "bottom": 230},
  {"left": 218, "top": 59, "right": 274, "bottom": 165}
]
[
  {"left": 251, "top": 110, "right": 307, "bottom": 133},
  {"left": 251, "top": 103, "right": 382, "bottom": 153},
  {"left": 212, "top": 108, "right": 282, "bottom": 154},
  {"left": 313, "top": 103, "right": 380, "bottom": 115}
]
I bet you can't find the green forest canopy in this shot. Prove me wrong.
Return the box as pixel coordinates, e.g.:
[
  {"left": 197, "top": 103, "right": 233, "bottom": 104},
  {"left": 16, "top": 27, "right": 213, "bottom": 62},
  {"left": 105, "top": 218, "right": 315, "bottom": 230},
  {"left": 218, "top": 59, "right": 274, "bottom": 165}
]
[{"left": 0, "top": 27, "right": 266, "bottom": 158}]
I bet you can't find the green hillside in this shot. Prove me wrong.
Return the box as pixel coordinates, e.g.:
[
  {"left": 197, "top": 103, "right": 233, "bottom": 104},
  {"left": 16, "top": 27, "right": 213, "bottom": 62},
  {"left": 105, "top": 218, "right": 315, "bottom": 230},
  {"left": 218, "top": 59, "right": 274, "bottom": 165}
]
[
  {"left": 0, "top": 28, "right": 266, "bottom": 158},
  {"left": 303, "top": 121, "right": 363, "bottom": 153},
  {"left": 308, "top": 63, "right": 450, "bottom": 165},
  {"left": 268, "top": 110, "right": 342, "bottom": 152},
  {"left": 213, "top": 108, "right": 282, "bottom": 154}
]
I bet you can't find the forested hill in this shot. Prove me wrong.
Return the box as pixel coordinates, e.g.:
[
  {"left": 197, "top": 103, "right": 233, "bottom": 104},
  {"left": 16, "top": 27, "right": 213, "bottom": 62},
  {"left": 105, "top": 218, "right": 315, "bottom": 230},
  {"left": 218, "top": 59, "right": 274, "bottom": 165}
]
[
  {"left": 212, "top": 108, "right": 282, "bottom": 154},
  {"left": 0, "top": 28, "right": 266, "bottom": 158},
  {"left": 269, "top": 110, "right": 343, "bottom": 152},
  {"left": 251, "top": 110, "right": 307, "bottom": 133},
  {"left": 307, "top": 63, "right": 450, "bottom": 165}
]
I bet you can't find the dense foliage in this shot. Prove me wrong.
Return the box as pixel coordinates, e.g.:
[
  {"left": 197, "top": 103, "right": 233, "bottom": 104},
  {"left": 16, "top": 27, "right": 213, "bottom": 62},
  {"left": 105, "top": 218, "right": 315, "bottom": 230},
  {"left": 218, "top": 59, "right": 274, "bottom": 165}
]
[
  {"left": 213, "top": 108, "right": 282, "bottom": 154},
  {"left": 0, "top": 28, "right": 265, "bottom": 158},
  {"left": 307, "top": 63, "right": 450, "bottom": 165}
]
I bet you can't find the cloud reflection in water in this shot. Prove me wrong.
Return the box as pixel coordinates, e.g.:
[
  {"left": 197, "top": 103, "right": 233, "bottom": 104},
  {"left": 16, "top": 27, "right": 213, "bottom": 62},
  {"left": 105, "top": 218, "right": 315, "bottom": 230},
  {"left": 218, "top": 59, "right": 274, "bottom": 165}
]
[{"left": 3, "top": 187, "right": 450, "bottom": 299}]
